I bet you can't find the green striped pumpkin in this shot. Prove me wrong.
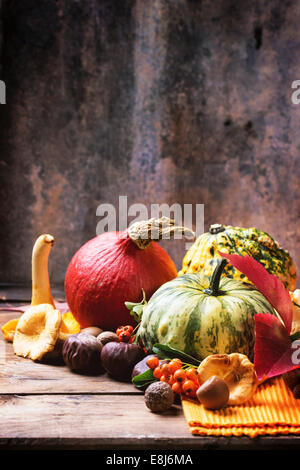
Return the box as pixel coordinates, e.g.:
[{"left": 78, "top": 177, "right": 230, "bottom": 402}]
[{"left": 137, "top": 260, "right": 277, "bottom": 361}]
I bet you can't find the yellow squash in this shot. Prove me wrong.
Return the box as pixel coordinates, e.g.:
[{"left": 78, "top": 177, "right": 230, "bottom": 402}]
[{"left": 179, "top": 224, "right": 296, "bottom": 290}]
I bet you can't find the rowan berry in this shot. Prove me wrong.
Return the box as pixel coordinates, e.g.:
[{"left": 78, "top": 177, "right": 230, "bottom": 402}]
[
  {"left": 168, "top": 359, "right": 182, "bottom": 374},
  {"left": 172, "top": 382, "right": 182, "bottom": 395},
  {"left": 167, "top": 375, "right": 176, "bottom": 386},
  {"left": 119, "top": 330, "right": 131, "bottom": 342},
  {"left": 186, "top": 368, "right": 199, "bottom": 383},
  {"left": 116, "top": 326, "right": 124, "bottom": 336},
  {"left": 146, "top": 356, "right": 159, "bottom": 370},
  {"left": 173, "top": 369, "right": 186, "bottom": 383},
  {"left": 153, "top": 366, "right": 162, "bottom": 379},
  {"left": 122, "top": 325, "right": 133, "bottom": 333},
  {"left": 160, "top": 363, "right": 170, "bottom": 376},
  {"left": 182, "top": 379, "right": 198, "bottom": 397}
]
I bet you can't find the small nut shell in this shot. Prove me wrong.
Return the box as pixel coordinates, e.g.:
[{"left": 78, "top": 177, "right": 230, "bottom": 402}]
[
  {"left": 81, "top": 326, "right": 103, "bottom": 337},
  {"left": 97, "top": 331, "right": 119, "bottom": 346}
]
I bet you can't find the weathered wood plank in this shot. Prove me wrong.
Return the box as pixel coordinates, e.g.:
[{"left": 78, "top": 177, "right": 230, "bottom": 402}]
[
  {"left": 2, "top": 304, "right": 300, "bottom": 449},
  {"left": 0, "top": 311, "right": 141, "bottom": 394},
  {"left": 0, "top": 394, "right": 188, "bottom": 443},
  {"left": 1, "top": 394, "right": 300, "bottom": 450}
]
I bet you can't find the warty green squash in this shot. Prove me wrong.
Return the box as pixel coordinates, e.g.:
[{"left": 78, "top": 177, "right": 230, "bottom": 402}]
[
  {"left": 137, "top": 259, "right": 277, "bottom": 361},
  {"left": 179, "top": 224, "right": 296, "bottom": 291}
]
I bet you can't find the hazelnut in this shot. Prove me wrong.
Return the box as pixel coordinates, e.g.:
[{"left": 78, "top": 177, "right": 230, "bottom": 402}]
[
  {"left": 97, "top": 331, "right": 119, "bottom": 346},
  {"left": 144, "top": 382, "right": 174, "bottom": 413},
  {"left": 196, "top": 375, "right": 229, "bottom": 410},
  {"left": 80, "top": 326, "right": 103, "bottom": 337}
]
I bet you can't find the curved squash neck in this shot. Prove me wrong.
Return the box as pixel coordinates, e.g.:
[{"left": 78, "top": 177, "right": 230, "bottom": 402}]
[{"left": 31, "top": 234, "right": 55, "bottom": 307}]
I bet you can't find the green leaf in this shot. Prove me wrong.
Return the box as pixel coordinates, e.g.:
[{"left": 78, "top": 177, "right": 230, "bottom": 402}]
[
  {"left": 132, "top": 368, "right": 157, "bottom": 388},
  {"left": 133, "top": 305, "right": 144, "bottom": 316},
  {"left": 152, "top": 343, "right": 200, "bottom": 366},
  {"left": 125, "top": 289, "right": 147, "bottom": 322},
  {"left": 124, "top": 301, "right": 139, "bottom": 309}
]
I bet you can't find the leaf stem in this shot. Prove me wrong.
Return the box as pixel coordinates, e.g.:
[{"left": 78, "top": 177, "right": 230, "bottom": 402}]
[
  {"left": 132, "top": 322, "right": 140, "bottom": 334},
  {"left": 181, "top": 362, "right": 198, "bottom": 369},
  {"left": 290, "top": 330, "right": 300, "bottom": 342}
]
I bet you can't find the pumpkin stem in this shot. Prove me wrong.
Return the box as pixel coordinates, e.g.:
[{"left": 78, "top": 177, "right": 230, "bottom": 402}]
[
  {"left": 128, "top": 217, "right": 195, "bottom": 249},
  {"left": 209, "top": 224, "right": 225, "bottom": 235},
  {"left": 208, "top": 258, "right": 228, "bottom": 296}
]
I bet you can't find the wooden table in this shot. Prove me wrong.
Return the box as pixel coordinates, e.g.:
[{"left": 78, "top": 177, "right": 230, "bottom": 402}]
[{"left": 1, "top": 287, "right": 300, "bottom": 451}]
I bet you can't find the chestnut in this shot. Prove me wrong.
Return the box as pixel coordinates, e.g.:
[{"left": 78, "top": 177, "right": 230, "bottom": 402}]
[
  {"left": 101, "top": 341, "right": 145, "bottom": 382},
  {"left": 62, "top": 333, "right": 104, "bottom": 375},
  {"left": 196, "top": 375, "right": 229, "bottom": 410}
]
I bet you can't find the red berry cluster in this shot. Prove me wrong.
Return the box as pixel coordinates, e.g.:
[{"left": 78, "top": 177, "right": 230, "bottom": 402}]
[
  {"left": 116, "top": 325, "right": 135, "bottom": 343},
  {"left": 146, "top": 357, "right": 199, "bottom": 398}
]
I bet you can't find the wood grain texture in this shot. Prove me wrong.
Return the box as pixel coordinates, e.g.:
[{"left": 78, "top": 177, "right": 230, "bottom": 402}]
[
  {"left": 0, "top": 303, "right": 193, "bottom": 449},
  {"left": 2, "top": 394, "right": 300, "bottom": 450},
  {"left": 2, "top": 299, "right": 300, "bottom": 449},
  {"left": 0, "top": 310, "right": 141, "bottom": 394},
  {"left": 0, "top": 394, "right": 186, "bottom": 439}
]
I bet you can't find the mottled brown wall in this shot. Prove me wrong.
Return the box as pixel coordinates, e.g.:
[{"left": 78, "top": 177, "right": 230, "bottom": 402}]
[{"left": 1, "top": 0, "right": 300, "bottom": 286}]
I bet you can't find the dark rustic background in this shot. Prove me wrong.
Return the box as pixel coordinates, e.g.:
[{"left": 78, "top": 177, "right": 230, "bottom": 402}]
[{"left": 0, "top": 0, "right": 300, "bottom": 287}]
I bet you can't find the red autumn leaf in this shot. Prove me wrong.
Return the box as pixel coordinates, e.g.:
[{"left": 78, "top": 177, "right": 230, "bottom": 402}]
[
  {"left": 253, "top": 313, "right": 300, "bottom": 380},
  {"left": 219, "top": 251, "right": 293, "bottom": 334},
  {"left": 217, "top": 251, "right": 299, "bottom": 380}
]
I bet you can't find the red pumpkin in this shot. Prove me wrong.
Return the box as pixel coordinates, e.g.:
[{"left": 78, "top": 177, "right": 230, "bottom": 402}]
[{"left": 64, "top": 218, "right": 192, "bottom": 330}]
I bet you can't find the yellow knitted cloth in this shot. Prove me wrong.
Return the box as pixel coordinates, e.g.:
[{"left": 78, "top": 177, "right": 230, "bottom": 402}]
[{"left": 182, "top": 377, "right": 300, "bottom": 437}]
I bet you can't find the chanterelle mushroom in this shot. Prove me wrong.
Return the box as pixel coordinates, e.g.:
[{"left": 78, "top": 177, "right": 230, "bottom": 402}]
[
  {"left": 197, "top": 353, "right": 258, "bottom": 405},
  {"left": 290, "top": 289, "right": 300, "bottom": 334},
  {"left": 13, "top": 303, "right": 61, "bottom": 361},
  {"left": 2, "top": 234, "right": 80, "bottom": 346}
]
